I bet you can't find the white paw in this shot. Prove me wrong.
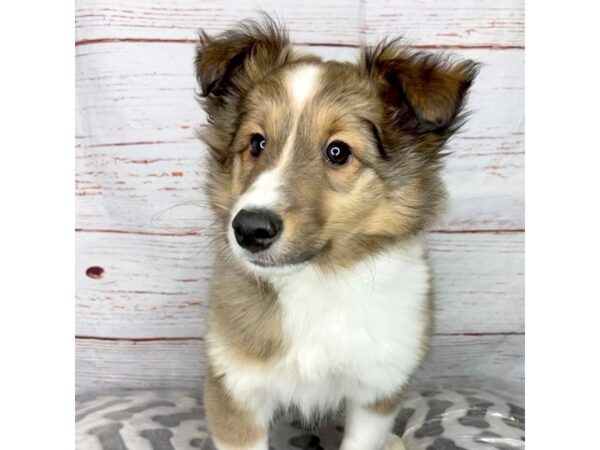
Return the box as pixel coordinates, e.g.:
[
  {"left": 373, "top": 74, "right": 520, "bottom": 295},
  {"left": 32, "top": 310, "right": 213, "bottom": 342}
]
[{"left": 383, "top": 433, "right": 406, "bottom": 450}]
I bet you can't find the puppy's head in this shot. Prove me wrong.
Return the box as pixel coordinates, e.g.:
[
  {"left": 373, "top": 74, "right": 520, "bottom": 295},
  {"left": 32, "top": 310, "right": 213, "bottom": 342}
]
[{"left": 195, "top": 18, "right": 478, "bottom": 275}]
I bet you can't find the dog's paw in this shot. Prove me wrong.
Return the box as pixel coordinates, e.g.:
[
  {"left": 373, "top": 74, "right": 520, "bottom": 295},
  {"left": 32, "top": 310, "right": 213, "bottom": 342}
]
[{"left": 383, "top": 433, "right": 406, "bottom": 450}]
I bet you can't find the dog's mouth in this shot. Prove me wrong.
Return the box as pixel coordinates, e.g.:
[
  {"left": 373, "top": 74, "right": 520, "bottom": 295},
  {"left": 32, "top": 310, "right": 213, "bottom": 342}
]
[
  {"left": 230, "top": 238, "right": 328, "bottom": 275},
  {"left": 244, "top": 248, "right": 320, "bottom": 269}
]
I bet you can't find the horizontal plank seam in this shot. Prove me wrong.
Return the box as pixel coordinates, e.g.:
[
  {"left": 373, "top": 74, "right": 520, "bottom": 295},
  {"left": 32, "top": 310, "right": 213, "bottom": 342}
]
[
  {"left": 76, "top": 140, "right": 524, "bottom": 153},
  {"left": 76, "top": 336, "right": 203, "bottom": 342},
  {"left": 82, "top": 140, "right": 195, "bottom": 148},
  {"left": 429, "top": 228, "right": 525, "bottom": 234},
  {"left": 75, "top": 228, "right": 200, "bottom": 237},
  {"left": 436, "top": 332, "right": 524, "bottom": 337},
  {"left": 76, "top": 332, "right": 523, "bottom": 343},
  {"left": 75, "top": 37, "right": 524, "bottom": 50},
  {"left": 75, "top": 228, "right": 524, "bottom": 236}
]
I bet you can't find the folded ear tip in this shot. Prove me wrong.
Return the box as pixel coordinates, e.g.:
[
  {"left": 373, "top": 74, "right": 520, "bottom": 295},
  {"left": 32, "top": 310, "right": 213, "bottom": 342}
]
[
  {"left": 361, "top": 45, "right": 479, "bottom": 134},
  {"left": 194, "top": 15, "right": 291, "bottom": 101}
]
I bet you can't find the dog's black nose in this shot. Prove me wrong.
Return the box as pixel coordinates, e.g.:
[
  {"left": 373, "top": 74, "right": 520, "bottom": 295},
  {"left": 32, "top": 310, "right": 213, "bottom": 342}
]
[{"left": 232, "top": 209, "right": 283, "bottom": 253}]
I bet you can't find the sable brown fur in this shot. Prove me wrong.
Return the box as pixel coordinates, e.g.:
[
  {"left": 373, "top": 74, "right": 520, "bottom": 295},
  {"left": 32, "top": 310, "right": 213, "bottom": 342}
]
[
  {"left": 208, "top": 257, "right": 285, "bottom": 363},
  {"left": 194, "top": 16, "right": 478, "bottom": 450},
  {"left": 195, "top": 20, "right": 479, "bottom": 267},
  {"left": 204, "top": 368, "right": 267, "bottom": 447}
]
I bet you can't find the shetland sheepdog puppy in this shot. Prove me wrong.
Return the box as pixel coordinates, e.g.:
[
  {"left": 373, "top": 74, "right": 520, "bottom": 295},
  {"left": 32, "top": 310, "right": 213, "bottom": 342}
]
[{"left": 194, "top": 17, "right": 478, "bottom": 450}]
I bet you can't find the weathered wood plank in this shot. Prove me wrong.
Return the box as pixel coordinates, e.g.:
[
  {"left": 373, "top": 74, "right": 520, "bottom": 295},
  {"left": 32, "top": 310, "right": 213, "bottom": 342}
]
[
  {"left": 414, "top": 334, "right": 524, "bottom": 398},
  {"left": 76, "top": 44, "right": 523, "bottom": 231},
  {"left": 363, "top": 0, "right": 524, "bottom": 48},
  {"left": 427, "top": 233, "right": 524, "bottom": 334},
  {"left": 76, "top": 338, "right": 204, "bottom": 392},
  {"left": 76, "top": 43, "right": 523, "bottom": 148},
  {"left": 75, "top": 334, "right": 523, "bottom": 394},
  {"left": 75, "top": 0, "right": 525, "bottom": 398},
  {"left": 75, "top": 140, "right": 523, "bottom": 232},
  {"left": 441, "top": 151, "right": 524, "bottom": 230},
  {"left": 76, "top": 232, "right": 523, "bottom": 338},
  {"left": 76, "top": 231, "right": 212, "bottom": 338},
  {"left": 75, "top": 0, "right": 361, "bottom": 46},
  {"left": 74, "top": 0, "right": 523, "bottom": 48}
]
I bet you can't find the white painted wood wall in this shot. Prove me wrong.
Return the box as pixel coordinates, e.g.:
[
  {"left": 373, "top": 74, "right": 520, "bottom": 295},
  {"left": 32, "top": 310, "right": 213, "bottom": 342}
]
[{"left": 75, "top": 0, "right": 525, "bottom": 396}]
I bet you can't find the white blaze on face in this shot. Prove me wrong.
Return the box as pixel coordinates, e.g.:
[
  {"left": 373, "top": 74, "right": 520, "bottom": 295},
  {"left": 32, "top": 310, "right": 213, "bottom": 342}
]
[
  {"left": 232, "top": 168, "right": 281, "bottom": 214},
  {"left": 288, "top": 64, "right": 322, "bottom": 112},
  {"left": 229, "top": 65, "right": 322, "bottom": 258},
  {"left": 232, "top": 64, "right": 322, "bottom": 215},
  {"left": 274, "top": 64, "right": 323, "bottom": 169}
]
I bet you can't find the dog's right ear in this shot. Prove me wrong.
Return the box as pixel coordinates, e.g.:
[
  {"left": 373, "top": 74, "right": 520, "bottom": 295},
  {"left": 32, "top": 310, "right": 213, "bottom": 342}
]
[{"left": 195, "top": 18, "right": 291, "bottom": 98}]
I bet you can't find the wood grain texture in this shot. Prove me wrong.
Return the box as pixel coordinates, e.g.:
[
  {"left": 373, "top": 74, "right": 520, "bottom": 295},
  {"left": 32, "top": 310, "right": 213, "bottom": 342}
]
[
  {"left": 76, "top": 231, "right": 523, "bottom": 338},
  {"left": 75, "top": 0, "right": 525, "bottom": 395},
  {"left": 75, "top": 145, "right": 523, "bottom": 232},
  {"left": 76, "top": 43, "right": 523, "bottom": 148},
  {"left": 362, "top": 0, "right": 524, "bottom": 48},
  {"left": 75, "top": 0, "right": 361, "bottom": 45},
  {"left": 76, "top": 43, "right": 523, "bottom": 232},
  {"left": 74, "top": 0, "right": 524, "bottom": 48},
  {"left": 427, "top": 233, "right": 524, "bottom": 334},
  {"left": 76, "top": 231, "right": 211, "bottom": 338},
  {"left": 75, "top": 334, "right": 524, "bottom": 394}
]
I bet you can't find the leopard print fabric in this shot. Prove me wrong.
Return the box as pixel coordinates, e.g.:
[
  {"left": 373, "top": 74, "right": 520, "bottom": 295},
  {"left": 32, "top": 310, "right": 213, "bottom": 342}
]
[{"left": 75, "top": 389, "right": 524, "bottom": 450}]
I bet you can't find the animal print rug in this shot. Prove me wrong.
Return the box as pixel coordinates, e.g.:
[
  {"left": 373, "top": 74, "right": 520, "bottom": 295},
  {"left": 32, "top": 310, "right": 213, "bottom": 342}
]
[{"left": 76, "top": 389, "right": 525, "bottom": 450}]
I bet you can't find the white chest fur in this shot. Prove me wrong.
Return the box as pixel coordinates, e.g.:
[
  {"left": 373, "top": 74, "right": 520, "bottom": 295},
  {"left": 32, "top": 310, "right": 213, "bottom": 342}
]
[{"left": 210, "top": 237, "right": 431, "bottom": 419}]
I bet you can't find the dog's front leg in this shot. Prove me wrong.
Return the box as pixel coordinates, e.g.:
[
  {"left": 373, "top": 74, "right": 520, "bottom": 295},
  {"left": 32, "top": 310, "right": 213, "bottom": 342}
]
[
  {"left": 204, "top": 371, "right": 271, "bottom": 450},
  {"left": 341, "top": 396, "right": 405, "bottom": 450}
]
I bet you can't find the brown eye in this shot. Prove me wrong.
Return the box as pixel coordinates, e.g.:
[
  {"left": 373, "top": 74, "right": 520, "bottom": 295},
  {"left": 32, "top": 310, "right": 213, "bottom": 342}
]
[
  {"left": 325, "top": 141, "right": 351, "bottom": 166},
  {"left": 250, "top": 134, "right": 266, "bottom": 157}
]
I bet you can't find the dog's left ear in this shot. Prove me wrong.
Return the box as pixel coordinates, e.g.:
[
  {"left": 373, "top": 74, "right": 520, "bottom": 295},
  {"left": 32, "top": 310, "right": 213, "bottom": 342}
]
[{"left": 361, "top": 40, "right": 480, "bottom": 134}]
